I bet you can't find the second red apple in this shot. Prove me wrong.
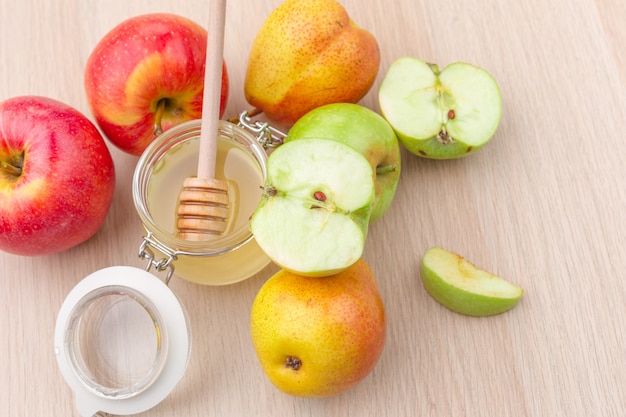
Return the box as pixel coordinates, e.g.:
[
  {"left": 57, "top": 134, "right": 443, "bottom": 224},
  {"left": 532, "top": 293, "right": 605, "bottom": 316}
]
[
  {"left": 85, "top": 13, "right": 229, "bottom": 156},
  {"left": 0, "top": 96, "right": 115, "bottom": 256}
]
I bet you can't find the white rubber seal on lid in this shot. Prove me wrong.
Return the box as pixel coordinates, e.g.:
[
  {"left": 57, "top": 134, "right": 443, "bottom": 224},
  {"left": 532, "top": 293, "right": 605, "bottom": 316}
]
[{"left": 54, "top": 266, "right": 191, "bottom": 416}]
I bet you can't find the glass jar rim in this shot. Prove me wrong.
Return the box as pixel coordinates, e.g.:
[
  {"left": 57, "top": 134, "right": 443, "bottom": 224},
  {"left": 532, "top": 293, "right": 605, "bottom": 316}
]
[
  {"left": 65, "top": 284, "right": 168, "bottom": 399},
  {"left": 54, "top": 266, "right": 191, "bottom": 416}
]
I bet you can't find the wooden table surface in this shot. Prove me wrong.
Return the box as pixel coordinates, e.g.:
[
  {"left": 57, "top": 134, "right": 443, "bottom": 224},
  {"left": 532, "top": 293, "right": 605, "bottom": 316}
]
[{"left": 1, "top": 0, "right": 625, "bottom": 416}]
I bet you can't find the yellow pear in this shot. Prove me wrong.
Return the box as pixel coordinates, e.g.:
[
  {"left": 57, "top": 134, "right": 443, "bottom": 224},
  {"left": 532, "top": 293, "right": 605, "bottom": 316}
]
[
  {"left": 244, "top": 0, "right": 380, "bottom": 126},
  {"left": 250, "top": 258, "right": 386, "bottom": 397}
]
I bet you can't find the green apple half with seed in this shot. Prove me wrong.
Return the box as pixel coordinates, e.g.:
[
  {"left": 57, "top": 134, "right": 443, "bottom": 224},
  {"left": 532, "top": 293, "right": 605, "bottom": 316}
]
[
  {"left": 379, "top": 57, "right": 502, "bottom": 159},
  {"left": 421, "top": 246, "right": 523, "bottom": 316},
  {"left": 251, "top": 138, "right": 375, "bottom": 277},
  {"left": 286, "top": 103, "right": 400, "bottom": 223}
]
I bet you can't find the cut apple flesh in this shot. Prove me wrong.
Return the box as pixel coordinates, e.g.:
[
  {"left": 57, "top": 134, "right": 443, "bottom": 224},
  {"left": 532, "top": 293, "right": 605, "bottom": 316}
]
[
  {"left": 251, "top": 138, "right": 375, "bottom": 276},
  {"left": 440, "top": 63, "right": 502, "bottom": 146},
  {"left": 378, "top": 58, "right": 441, "bottom": 141},
  {"left": 421, "top": 246, "right": 523, "bottom": 316},
  {"left": 379, "top": 57, "right": 502, "bottom": 158}
]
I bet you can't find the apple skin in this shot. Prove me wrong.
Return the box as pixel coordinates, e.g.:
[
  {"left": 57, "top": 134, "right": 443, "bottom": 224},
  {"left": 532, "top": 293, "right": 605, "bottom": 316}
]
[
  {"left": 244, "top": 0, "right": 380, "bottom": 127},
  {"left": 286, "top": 103, "right": 401, "bottom": 223},
  {"left": 0, "top": 96, "right": 115, "bottom": 256},
  {"left": 85, "top": 13, "right": 229, "bottom": 156},
  {"left": 250, "top": 258, "right": 386, "bottom": 397}
]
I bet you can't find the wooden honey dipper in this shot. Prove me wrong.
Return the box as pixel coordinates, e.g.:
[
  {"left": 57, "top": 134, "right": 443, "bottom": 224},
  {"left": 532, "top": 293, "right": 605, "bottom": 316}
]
[{"left": 177, "top": 0, "right": 229, "bottom": 241}]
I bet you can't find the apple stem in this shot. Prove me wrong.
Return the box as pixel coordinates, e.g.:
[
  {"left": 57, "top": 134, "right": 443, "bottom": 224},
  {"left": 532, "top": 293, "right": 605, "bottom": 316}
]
[
  {"left": 428, "top": 63, "right": 441, "bottom": 76},
  {"left": 376, "top": 164, "right": 397, "bottom": 175},
  {"left": 153, "top": 98, "right": 166, "bottom": 136},
  {"left": 0, "top": 158, "right": 22, "bottom": 178}
]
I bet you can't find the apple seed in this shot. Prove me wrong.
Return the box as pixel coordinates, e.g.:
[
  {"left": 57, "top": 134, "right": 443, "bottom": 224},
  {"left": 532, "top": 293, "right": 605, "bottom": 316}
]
[
  {"left": 448, "top": 109, "right": 456, "bottom": 120},
  {"left": 285, "top": 355, "right": 302, "bottom": 371},
  {"left": 311, "top": 191, "right": 333, "bottom": 210},
  {"left": 313, "top": 191, "right": 327, "bottom": 202}
]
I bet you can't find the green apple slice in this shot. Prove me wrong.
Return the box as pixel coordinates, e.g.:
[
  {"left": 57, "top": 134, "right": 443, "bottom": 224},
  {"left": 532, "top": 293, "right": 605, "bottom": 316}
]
[
  {"left": 251, "top": 138, "right": 375, "bottom": 277},
  {"left": 421, "top": 246, "right": 523, "bottom": 316},
  {"left": 379, "top": 57, "right": 502, "bottom": 159}
]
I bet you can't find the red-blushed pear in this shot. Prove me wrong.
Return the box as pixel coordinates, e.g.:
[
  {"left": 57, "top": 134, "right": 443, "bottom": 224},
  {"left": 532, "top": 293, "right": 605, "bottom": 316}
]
[
  {"left": 244, "top": 0, "right": 380, "bottom": 127},
  {"left": 0, "top": 96, "right": 115, "bottom": 256},
  {"left": 250, "top": 258, "right": 386, "bottom": 397},
  {"left": 85, "top": 13, "right": 229, "bottom": 156}
]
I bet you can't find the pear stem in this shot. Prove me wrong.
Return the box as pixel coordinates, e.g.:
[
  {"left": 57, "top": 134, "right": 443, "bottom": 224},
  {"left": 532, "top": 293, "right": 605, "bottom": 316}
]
[{"left": 247, "top": 107, "right": 263, "bottom": 118}]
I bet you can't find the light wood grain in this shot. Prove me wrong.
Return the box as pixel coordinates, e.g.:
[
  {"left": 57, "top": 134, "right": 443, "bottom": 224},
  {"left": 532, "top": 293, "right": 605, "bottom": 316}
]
[{"left": 1, "top": 0, "right": 625, "bottom": 416}]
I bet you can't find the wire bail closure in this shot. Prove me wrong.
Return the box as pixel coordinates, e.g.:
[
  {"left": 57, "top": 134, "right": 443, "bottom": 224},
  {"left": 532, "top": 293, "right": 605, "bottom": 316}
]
[
  {"left": 138, "top": 232, "right": 177, "bottom": 285},
  {"left": 235, "top": 110, "right": 286, "bottom": 149}
]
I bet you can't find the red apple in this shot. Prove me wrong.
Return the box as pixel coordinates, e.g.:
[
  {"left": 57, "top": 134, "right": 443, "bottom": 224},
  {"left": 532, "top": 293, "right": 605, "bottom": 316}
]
[
  {"left": 0, "top": 96, "right": 115, "bottom": 256},
  {"left": 84, "top": 13, "right": 229, "bottom": 156}
]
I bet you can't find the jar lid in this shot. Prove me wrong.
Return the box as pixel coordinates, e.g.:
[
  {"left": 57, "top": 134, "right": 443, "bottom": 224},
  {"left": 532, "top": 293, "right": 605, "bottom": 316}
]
[{"left": 54, "top": 266, "right": 191, "bottom": 416}]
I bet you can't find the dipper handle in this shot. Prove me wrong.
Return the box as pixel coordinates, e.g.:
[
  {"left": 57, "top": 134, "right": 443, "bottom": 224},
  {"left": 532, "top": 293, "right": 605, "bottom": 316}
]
[{"left": 176, "top": 0, "right": 229, "bottom": 241}]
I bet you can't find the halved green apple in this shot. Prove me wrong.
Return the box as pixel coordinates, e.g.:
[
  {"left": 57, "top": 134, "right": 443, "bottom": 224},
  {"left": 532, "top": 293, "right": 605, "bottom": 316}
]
[
  {"left": 379, "top": 57, "right": 502, "bottom": 159},
  {"left": 250, "top": 138, "right": 375, "bottom": 277},
  {"left": 421, "top": 246, "right": 523, "bottom": 316},
  {"left": 286, "top": 103, "right": 401, "bottom": 223}
]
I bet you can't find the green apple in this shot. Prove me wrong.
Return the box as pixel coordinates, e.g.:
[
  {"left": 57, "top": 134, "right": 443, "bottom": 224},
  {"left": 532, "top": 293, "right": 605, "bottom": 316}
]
[
  {"left": 286, "top": 103, "right": 400, "bottom": 223},
  {"left": 421, "top": 246, "right": 523, "bottom": 316},
  {"left": 250, "top": 138, "right": 375, "bottom": 277},
  {"left": 379, "top": 57, "right": 502, "bottom": 159}
]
